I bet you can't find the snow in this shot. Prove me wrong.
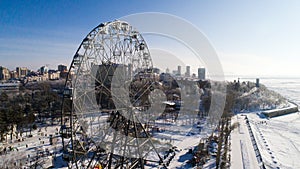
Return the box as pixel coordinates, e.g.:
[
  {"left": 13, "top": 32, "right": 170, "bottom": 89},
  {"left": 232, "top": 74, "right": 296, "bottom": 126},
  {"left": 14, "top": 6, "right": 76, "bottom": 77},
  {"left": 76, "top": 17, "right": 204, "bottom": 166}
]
[
  {"left": 2, "top": 77, "right": 299, "bottom": 168},
  {"left": 240, "top": 140, "right": 251, "bottom": 169},
  {"left": 230, "top": 114, "right": 260, "bottom": 169},
  {"left": 262, "top": 78, "right": 300, "bottom": 106},
  {"left": 247, "top": 112, "right": 300, "bottom": 169},
  {"left": 168, "top": 135, "right": 202, "bottom": 168},
  {"left": 262, "top": 101, "right": 297, "bottom": 114},
  {"left": 240, "top": 87, "right": 258, "bottom": 98},
  {"left": 228, "top": 77, "right": 300, "bottom": 169},
  {"left": 152, "top": 116, "right": 209, "bottom": 168},
  {"left": 230, "top": 110, "right": 300, "bottom": 169},
  {"left": 0, "top": 121, "right": 67, "bottom": 168}
]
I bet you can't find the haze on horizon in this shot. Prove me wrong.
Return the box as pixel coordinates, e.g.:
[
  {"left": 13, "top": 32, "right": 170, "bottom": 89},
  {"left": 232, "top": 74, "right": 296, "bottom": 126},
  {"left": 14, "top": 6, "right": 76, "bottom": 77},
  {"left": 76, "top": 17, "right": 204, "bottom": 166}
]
[{"left": 0, "top": 1, "right": 300, "bottom": 77}]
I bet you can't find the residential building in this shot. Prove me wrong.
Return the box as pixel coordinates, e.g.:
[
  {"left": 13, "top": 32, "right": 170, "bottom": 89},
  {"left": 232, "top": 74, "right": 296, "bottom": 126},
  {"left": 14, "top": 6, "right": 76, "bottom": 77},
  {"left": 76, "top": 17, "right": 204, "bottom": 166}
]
[
  {"left": 0, "top": 66, "right": 11, "bottom": 80},
  {"left": 49, "top": 70, "right": 60, "bottom": 80},
  {"left": 10, "top": 70, "right": 18, "bottom": 79},
  {"left": 16, "top": 67, "right": 28, "bottom": 78}
]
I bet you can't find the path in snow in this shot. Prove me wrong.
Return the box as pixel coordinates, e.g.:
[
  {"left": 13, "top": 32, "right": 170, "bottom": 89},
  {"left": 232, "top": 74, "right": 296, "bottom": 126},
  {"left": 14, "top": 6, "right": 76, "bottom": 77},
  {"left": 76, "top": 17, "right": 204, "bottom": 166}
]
[{"left": 230, "top": 114, "right": 261, "bottom": 169}]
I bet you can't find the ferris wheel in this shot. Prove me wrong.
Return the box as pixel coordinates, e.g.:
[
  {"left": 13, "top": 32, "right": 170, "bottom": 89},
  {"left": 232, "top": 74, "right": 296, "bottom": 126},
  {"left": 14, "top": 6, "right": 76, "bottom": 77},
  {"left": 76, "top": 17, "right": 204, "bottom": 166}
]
[{"left": 61, "top": 20, "right": 169, "bottom": 169}]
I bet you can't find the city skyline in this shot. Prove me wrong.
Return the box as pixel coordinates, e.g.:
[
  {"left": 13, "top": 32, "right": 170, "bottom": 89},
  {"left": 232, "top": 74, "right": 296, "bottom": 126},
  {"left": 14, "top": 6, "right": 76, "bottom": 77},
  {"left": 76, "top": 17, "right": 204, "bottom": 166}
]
[
  {"left": 0, "top": 64, "right": 68, "bottom": 72},
  {"left": 0, "top": 63, "right": 68, "bottom": 81},
  {"left": 0, "top": 63, "right": 204, "bottom": 79},
  {"left": 1, "top": 1, "right": 300, "bottom": 77}
]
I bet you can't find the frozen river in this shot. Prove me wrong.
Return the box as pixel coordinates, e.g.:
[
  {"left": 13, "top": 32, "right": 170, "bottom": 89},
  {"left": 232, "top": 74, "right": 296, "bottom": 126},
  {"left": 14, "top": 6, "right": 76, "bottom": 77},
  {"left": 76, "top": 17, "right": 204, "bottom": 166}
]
[{"left": 261, "top": 77, "right": 300, "bottom": 106}]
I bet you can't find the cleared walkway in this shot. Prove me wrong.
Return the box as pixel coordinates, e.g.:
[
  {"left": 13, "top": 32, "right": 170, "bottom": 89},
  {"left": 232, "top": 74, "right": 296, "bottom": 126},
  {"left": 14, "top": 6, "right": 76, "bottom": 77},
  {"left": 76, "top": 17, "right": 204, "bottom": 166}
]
[{"left": 230, "top": 114, "right": 261, "bottom": 169}]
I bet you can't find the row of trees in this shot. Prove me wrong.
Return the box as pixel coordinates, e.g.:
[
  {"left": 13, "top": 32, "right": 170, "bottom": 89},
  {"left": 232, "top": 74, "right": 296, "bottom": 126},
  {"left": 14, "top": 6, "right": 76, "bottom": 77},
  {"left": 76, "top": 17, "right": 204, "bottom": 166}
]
[
  {"left": 0, "top": 82, "right": 62, "bottom": 142},
  {"left": 215, "top": 83, "right": 238, "bottom": 169}
]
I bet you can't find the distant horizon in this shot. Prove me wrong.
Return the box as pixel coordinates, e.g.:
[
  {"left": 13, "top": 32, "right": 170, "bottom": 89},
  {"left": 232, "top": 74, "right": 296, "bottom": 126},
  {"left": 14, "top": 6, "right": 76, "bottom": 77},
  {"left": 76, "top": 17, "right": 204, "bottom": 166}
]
[{"left": 1, "top": 63, "right": 300, "bottom": 80}]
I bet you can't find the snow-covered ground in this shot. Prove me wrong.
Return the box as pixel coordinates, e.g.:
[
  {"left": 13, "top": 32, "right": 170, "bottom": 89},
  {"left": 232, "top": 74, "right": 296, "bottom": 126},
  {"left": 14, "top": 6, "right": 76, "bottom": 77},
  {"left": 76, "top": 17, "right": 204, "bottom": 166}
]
[
  {"left": 2, "top": 77, "right": 299, "bottom": 168},
  {"left": 247, "top": 112, "right": 300, "bottom": 169},
  {"left": 230, "top": 111, "right": 300, "bottom": 169},
  {"left": 230, "top": 114, "right": 261, "bottom": 169},
  {"left": 167, "top": 123, "right": 205, "bottom": 168},
  {"left": 258, "top": 77, "right": 300, "bottom": 168},
  {"left": 230, "top": 77, "right": 300, "bottom": 169},
  {"left": 0, "top": 120, "right": 67, "bottom": 168},
  {"left": 0, "top": 113, "right": 209, "bottom": 168}
]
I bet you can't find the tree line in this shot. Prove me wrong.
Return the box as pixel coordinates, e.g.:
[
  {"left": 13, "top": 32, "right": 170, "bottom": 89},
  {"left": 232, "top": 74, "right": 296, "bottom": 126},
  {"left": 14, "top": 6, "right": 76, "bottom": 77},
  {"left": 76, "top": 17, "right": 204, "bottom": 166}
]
[{"left": 0, "top": 82, "right": 62, "bottom": 142}]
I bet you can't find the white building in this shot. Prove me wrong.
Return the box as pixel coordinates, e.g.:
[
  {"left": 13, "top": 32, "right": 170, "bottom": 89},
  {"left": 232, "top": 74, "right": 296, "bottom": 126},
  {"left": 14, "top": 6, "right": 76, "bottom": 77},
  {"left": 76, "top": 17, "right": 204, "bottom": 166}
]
[
  {"left": 0, "top": 66, "right": 10, "bottom": 80},
  {"left": 49, "top": 71, "right": 60, "bottom": 80}
]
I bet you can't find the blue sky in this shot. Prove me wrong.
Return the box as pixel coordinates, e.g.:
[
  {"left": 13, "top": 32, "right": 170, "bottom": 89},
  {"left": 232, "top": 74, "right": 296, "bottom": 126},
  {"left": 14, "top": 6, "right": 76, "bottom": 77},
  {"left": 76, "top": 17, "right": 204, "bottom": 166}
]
[{"left": 0, "top": 0, "right": 300, "bottom": 77}]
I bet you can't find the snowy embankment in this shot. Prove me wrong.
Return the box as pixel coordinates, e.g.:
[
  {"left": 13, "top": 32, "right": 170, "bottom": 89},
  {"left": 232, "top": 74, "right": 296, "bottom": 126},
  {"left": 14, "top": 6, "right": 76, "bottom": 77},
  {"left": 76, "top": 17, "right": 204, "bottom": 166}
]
[{"left": 262, "top": 102, "right": 298, "bottom": 118}]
